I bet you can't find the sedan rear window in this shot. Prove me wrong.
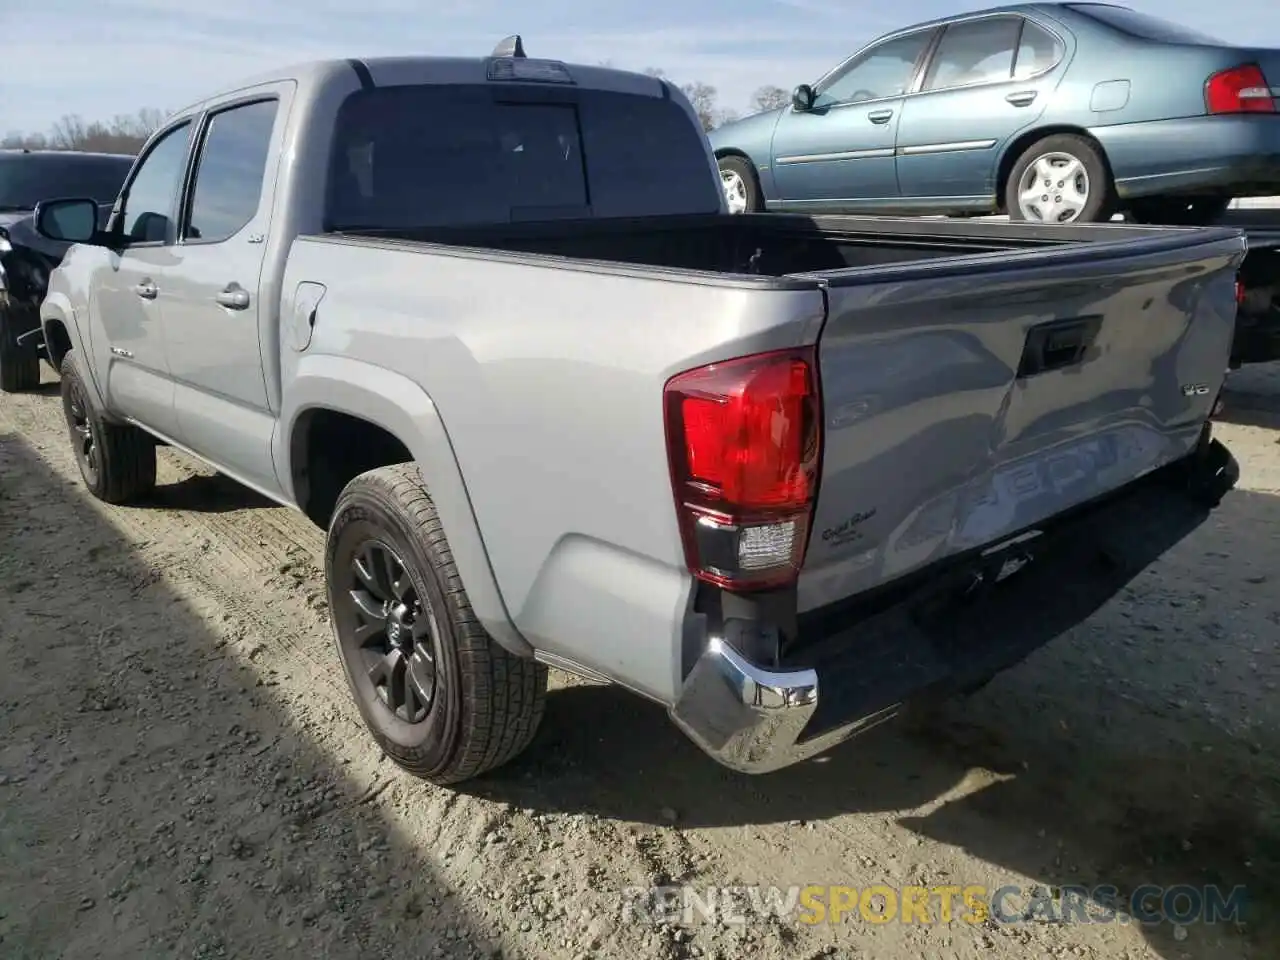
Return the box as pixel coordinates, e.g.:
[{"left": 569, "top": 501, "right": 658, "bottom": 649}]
[
  {"left": 325, "top": 82, "right": 720, "bottom": 230},
  {"left": 1066, "top": 4, "right": 1226, "bottom": 45}
]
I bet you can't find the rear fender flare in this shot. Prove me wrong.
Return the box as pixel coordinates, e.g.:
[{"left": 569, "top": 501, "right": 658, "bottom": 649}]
[{"left": 278, "top": 355, "right": 533, "bottom": 658}]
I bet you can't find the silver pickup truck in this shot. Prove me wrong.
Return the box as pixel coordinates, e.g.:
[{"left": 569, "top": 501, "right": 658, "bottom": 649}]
[{"left": 34, "top": 39, "right": 1244, "bottom": 785}]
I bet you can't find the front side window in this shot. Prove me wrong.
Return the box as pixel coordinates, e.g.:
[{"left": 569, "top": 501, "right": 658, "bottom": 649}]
[
  {"left": 1014, "top": 21, "right": 1065, "bottom": 79},
  {"left": 815, "top": 31, "right": 935, "bottom": 108},
  {"left": 185, "top": 99, "right": 279, "bottom": 243},
  {"left": 922, "top": 17, "right": 1021, "bottom": 91},
  {"left": 119, "top": 123, "right": 192, "bottom": 243}
]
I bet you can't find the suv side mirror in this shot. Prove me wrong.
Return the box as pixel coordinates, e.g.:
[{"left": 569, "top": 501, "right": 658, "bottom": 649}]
[
  {"left": 34, "top": 197, "right": 102, "bottom": 244},
  {"left": 792, "top": 84, "right": 816, "bottom": 112}
]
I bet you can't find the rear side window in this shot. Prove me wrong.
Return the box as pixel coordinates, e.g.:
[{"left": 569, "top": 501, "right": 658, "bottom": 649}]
[
  {"left": 1066, "top": 4, "right": 1225, "bottom": 45},
  {"left": 1014, "top": 21, "right": 1065, "bottom": 79},
  {"left": 185, "top": 99, "right": 278, "bottom": 243},
  {"left": 922, "top": 17, "right": 1021, "bottom": 91},
  {"left": 325, "top": 83, "right": 719, "bottom": 230}
]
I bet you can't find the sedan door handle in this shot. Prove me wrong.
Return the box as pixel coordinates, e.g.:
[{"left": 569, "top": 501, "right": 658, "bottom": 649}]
[
  {"left": 868, "top": 109, "right": 894, "bottom": 124},
  {"left": 215, "top": 285, "right": 251, "bottom": 310},
  {"left": 133, "top": 280, "right": 158, "bottom": 300},
  {"left": 1005, "top": 90, "right": 1038, "bottom": 107}
]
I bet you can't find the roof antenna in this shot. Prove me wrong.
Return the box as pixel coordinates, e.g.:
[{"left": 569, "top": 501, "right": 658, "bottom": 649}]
[{"left": 492, "top": 35, "right": 526, "bottom": 58}]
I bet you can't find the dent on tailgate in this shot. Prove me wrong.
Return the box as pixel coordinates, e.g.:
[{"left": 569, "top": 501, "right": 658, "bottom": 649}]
[{"left": 796, "top": 234, "right": 1244, "bottom": 611}]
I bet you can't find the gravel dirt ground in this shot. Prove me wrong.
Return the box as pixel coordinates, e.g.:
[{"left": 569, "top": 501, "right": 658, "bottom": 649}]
[{"left": 2, "top": 364, "right": 1278, "bottom": 960}]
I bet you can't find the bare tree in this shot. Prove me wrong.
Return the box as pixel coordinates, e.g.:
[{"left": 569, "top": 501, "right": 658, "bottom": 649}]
[
  {"left": 2, "top": 108, "right": 165, "bottom": 155},
  {"left": 751, "top": 85, "right": 791, "bottom": 113},
  {"left": 679, "top": 81, "right": 721, "bottom": 131}
]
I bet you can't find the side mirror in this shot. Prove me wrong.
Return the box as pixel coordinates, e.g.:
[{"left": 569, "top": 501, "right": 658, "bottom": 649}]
[
  {"left": 34, "top": 197, "right": 102, "bottom": 245},
  {"left": 792, "top": 84, "right": 816, "bottom": 112}
]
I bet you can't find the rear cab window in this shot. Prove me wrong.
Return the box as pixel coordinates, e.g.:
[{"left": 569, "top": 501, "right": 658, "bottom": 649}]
[{"left": 324, "top": 79, "right": 720, "bottom": 230}]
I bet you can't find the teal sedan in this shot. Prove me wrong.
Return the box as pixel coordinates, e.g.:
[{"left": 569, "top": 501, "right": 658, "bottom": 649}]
[{"left": 710, "top": 3, "right": 1280, "bottom": 225}]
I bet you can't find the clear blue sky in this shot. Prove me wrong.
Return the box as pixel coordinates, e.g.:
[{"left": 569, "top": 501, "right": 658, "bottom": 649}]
[{"left": 0, "top": 0, "right": 1273, "bottom": 136}]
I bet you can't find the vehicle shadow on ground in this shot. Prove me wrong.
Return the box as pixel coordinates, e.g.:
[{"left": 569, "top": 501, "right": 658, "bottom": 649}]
[
  {"left": 1218, "top": 393, "right": 1280, "bottom": 431},
  {"left": 26, "top": 380, "right": 61, "bottom": 398},
  {"left": 0, "top": 432, "right": 498, "bottom": 959},
  {"left": 1221, "top": 363, "right": 1280, "bottom": 429},
  {"left": 472, "top": 484, "right": 1280, "bottom": 959},
  {"left": 146, "top": 469, "right": 277, "bottom": 513}
]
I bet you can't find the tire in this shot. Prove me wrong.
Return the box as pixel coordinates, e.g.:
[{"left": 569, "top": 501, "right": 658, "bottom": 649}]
[
  {"left": 1005, "top": 134, "right": 1115, "bottom": 224},
  {"left": 1125, "top": 196, "right": 1232, "bottom": 226},
  {"left": 0, "top": 293, "right": 41, "bottom": 393},
  {"left": 325, "top": 463, "right": 548, "bottom": 785},
  {"left": 718, "top": 155, "right": 762, "bottom": 214},
  {"left": 59, "top": 349, "right": 157, "bottom": 503}
]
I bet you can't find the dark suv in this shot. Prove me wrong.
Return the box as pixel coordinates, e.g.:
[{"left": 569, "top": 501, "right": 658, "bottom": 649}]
[{"left": 1, "top": 149, "right": 135, "bottom": 391}]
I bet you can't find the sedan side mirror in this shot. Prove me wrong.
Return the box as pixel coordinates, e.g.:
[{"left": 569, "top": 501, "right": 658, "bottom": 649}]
[
  {"left": 34, "top": 197, "right": 103, "bottom": 245},
  {"left": 792, "top": 84, "right": 816, "bottom": 112}
]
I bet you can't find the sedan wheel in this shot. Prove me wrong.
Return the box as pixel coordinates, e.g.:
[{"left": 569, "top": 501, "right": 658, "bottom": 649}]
[
  {"left": 1017, "top": 152, "right": 1091, "bottom": 223},
  {"left": 721, "top": 168, "right": 749, "bottom": 215}
]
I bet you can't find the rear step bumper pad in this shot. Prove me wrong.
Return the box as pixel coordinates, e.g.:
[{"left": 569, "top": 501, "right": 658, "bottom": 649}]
[{"left": 669, "top": 436, "right": 1239, "bottom": 775}]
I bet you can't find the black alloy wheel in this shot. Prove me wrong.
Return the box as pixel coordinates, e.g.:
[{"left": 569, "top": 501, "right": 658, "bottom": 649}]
[
  {"left": 337, "top": 539, "right": 441, "bottom": 724},
  {"left": 63, "top": 372, "right": 101, "bottom": 488}
]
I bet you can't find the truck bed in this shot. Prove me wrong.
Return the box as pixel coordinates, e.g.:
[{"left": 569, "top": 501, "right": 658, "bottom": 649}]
[
  {"left": 333, "top": 212, "right": 1212, "bottom": 279},
  {"left": 298, "top": 212, "right": 1246, "bottom": 641}
]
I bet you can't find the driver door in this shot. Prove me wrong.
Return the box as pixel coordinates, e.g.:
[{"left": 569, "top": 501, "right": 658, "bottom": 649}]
[
  {"left": 90, "top": 120, "right": 194, "bottom": 438},
  {"left": 769, "top": 28, "right": 938, "bottom": 210}
]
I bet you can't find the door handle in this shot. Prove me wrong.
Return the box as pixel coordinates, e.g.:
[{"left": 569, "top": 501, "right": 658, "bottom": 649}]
[
  {"left": 133, "top": 280, "right": 157, "bottom": 300},
  {"left": 1005, "top": 90, "right": 1038, "bottom": 107},
  {"left": 868, "top": 109, "right": 894, "bottom": 124},
  {"left": 215, "top": 285, "right": 251, "bottom": 310}
]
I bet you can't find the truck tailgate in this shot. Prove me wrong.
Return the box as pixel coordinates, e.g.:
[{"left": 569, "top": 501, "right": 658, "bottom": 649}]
[{"left": 796, "top": 228, "right": 1246, "bottom": 612}]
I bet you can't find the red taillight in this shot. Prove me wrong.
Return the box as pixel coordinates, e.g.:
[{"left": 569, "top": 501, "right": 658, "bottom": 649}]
[
  {"left": 1236, "top": 279, "right": 1247, "bottom": 305},
  {"left": 1205, "top": 64, "right": 1275, "bottom": 114},
  {"left": 663, "top": 347, "right": 821, "bottom": 591}
]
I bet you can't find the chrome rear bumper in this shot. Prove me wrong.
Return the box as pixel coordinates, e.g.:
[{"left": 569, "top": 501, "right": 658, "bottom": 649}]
[
  {"left": 668, "top": 437, "right": 1238, "bottom": 776},
  {"left": 669, "top": 638, "right": 896, "bottom": 774}
]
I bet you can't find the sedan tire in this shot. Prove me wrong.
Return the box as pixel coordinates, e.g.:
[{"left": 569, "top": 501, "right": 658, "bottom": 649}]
[
  {"left": 1006, "top": 134, "right": 1116, "bottom": 224},
  {"left": 718, "top": 156, "right": 762, "bottom": 215}
]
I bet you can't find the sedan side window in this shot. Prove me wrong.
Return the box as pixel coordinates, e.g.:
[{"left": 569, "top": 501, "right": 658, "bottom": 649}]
[
  {"left": 921, "top": 17, "right": 1021, "bottom": 92},
  {"left": 184, "top": 99, "right": 278, "bottom": 243},
  {"left": 118, "top": 122, "right": 192, "bottom": 244},
  {"left": 1014, "top": 21, "right": 1065, "bottom": 79},
  {"left": 814, "top": 31, "right": 934, "bottom": 108}
]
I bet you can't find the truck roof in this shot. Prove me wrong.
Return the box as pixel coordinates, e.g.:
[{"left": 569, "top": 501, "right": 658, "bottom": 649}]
[{"left": 169, "top": 48, "right": 672, "bottom": 122}]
